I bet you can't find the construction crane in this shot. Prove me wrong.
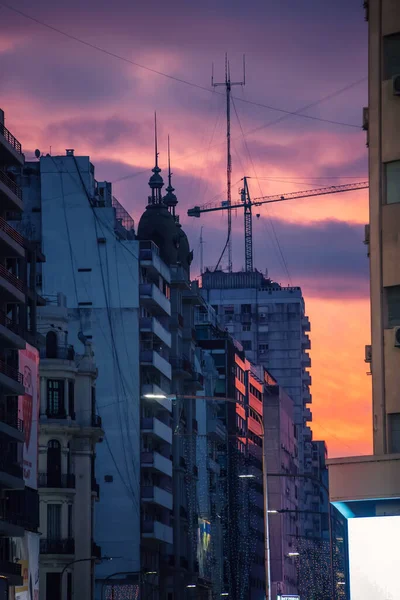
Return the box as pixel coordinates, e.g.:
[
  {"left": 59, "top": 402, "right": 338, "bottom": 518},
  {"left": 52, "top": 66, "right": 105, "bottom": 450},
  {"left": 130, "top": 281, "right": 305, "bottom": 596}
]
[{"left": 187, "top": 178, "right": 369, "bottom": 272}]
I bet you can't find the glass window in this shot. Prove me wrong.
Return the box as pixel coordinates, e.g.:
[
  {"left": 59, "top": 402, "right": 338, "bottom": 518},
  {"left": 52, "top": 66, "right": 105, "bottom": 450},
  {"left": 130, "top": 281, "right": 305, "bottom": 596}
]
[
  {"left": 47, "top": 504, "right": 61, "bottom": 539},
  {"left": 386, "top": 161, "right": 400, "bottom": 204},
  {"left": 387, "top": 285, "right": 400, "bottom": 326},
  {"left": 389, "top": 413, "right": 400, "bottom": 453},
  {"left": 383, "top": 33, "right": 400, "bottom": 80},
  {"left": 47, "top": 380, "right": 65, "bottom": 417},
  {"left": 242, "top": 340, "right": 252, "bottom": 351}
]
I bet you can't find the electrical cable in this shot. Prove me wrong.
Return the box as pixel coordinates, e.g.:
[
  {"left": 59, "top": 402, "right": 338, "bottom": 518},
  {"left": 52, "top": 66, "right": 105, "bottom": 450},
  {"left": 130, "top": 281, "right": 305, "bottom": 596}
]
[{"left": 2, "top": 1, "right": 364, "bottom": 133}]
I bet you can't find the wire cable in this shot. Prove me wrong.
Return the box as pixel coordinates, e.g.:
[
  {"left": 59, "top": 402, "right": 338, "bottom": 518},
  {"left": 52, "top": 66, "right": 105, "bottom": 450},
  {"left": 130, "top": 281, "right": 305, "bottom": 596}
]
[{"left": 2, "top": 2, "right": 363, "bottom": 130}]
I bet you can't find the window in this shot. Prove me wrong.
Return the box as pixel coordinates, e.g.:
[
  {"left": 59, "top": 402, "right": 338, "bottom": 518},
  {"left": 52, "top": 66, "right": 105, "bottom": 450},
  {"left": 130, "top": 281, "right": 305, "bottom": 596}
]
[
  {"left": 45, "top": 331, "right": 58, "bottom": 358},
  {"left": 383, "top": 33, "right": 400, "bottom": 80},
  {"left": 241, "top": 304, "right": 251, "bottom": 314},
  {"left": 68, "top": 381, "right": 75, "bottom": 418},
  {"left": 224, "top": 306, "right": 234, "bottom": 315},
  {"left": 46, "top": 573, "right": 61, "bottom": 600},
  {"left": 47, "top": 380, "right": 65, "bottom": 417},
  {"left": 259, "top": 344, "right": 269, "bottom": 354},
  {"left": 47, "top": 440, "right": 61, "bottom": 486},
  {"left": 68, "top": 504, "right": 73, "bottom": 539},
  {"left": 386, "top": 285, "right": 400, "bottom": 326},
  {"left": 242, "top": 324, "right": 250, "bottom": 332},
  {"left": 385, "top": 161, "right": 400, "bottom": 204},
  {"left": 242, "top": 340, "right": 252, "bottom": 351},
  {"left": 389, "top": 413, "right": 400, "bottom": 453},
  {"left": 47, "top": 504, "right": 61, "bottom": 540}
]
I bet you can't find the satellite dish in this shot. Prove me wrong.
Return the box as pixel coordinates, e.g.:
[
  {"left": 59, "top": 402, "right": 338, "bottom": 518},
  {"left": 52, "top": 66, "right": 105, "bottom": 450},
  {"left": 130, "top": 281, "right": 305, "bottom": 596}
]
[{"left": 34, "top": 149, "right": 40, "bottom": 159}]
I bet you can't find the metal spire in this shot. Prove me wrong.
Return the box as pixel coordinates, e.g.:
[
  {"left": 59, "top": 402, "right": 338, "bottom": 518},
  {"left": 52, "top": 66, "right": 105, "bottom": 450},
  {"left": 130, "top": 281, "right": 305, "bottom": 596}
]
[
  {"left": 163, "top": 134, "right": 178, "bottom": 216},
  {"left": 155, "top": 111, "right": 159, "bottom": 168},
  {"left": 148, "top": 111, "right": 164, "bottom": 204}
]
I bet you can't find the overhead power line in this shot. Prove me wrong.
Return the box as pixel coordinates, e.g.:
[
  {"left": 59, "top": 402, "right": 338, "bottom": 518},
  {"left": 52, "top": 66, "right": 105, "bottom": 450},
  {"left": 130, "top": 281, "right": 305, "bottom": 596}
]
[{"left": 2, "top": 2, "right": 364, "bottom": 130}]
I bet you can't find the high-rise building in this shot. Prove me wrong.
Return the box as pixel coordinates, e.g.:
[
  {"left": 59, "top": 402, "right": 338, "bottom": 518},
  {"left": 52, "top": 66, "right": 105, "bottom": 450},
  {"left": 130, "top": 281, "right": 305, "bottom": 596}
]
[
  {"left": 200, "top": 271, "right": 316, "bottom": 532},
  {"left": 36, "top": 294, "right": 103, "bottom": 600},
  {"left": 0, "top": 109, "right": 43, "bottom": 598},
  {"left": 14, "top": 151, "right": 142, "bottom": 597},
  {"left": 328, "top": 3, "right": 400, "bottom": 598}
]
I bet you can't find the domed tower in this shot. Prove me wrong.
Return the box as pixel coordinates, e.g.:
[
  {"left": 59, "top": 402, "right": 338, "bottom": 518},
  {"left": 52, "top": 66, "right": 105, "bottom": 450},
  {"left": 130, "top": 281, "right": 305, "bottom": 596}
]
[
  {"left": 162, "top": 137, "right": 193, "bottom": 277},
  {"left": 137, "top": 120, "right": 180, "bottom": 266}
]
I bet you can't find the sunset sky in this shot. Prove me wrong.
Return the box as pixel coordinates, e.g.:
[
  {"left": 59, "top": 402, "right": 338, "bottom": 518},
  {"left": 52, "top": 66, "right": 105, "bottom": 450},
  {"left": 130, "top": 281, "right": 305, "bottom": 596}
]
[{"left": 1, "top": 0, "right": 371, "bottom": 457}]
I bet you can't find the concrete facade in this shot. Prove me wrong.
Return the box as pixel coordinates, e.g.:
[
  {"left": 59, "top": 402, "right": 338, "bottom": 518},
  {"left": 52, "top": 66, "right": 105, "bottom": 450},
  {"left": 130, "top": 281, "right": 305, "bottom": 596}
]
[
  {"left": 37, "top": 295, "right": 103, "bottom": 600},
  {"left": 14, "top": 153, "right": 142, "bottom": 595}
]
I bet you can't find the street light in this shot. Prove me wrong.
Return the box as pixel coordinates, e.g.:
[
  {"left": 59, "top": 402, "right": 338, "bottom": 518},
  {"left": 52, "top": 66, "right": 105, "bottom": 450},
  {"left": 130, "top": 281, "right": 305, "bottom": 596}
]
[
  {"left": 143, "top": 391, "right": 272, "bottom": 600},
  {"left": 61, "top": 556, "right": 114, "bottom": 600},
  {"left": 287, "top": 552, "right": 300, "bottom": 558}
]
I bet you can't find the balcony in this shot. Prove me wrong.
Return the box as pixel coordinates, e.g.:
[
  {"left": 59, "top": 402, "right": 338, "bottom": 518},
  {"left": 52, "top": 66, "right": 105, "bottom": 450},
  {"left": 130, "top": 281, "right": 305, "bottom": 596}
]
[
  {"left": 39, "top": 344, "right": 75, "bottom": 361},
  {"left": 302, "top": 372, "right": 312, "bottom": 386},
  {"left": 170, "top": 356, "right": 192, "bottom": 379},
  {"left": 0, "top": 216, "right": 25, "bottom": 258},
  {"left": 0, "top": 405, "right": 24, "bottom": 442},
  {"left": 141, "top": 485, "right": 173, "bottom": 510},
  {"left": 302, "top": 316, "right": 311, "bottom": 332},
  {"left": 0, "top": 264, "right": 25, "bottom": 304},
  {"left": 301, "top": 334, "right": 311, "bottom": 350},
  {"left": 0, "top": 559, "right": 22, "bottom": 586},
  {"left": 141, "top": 451, "right": 173, "bottom": 477},
  {"left": 40, "top": 539, "right": 75, "bottom": 555},
  {"left": 141, "top": 417, "right": 172, "bottom": 444},
  {"left": 207, "top": 417, "right": 227, "bottom": 442},
  {"left": 139, "top": 283, "right": 171, "bottom": 317},
  {"left": 141, "top": 384, "right": 172, "bottom": 413},
  {"left": 140, "top": 316, "right": 171, "bottom": 348},
  {"left": 142, "top": 519, "right": 173, "bottom": 544},
  {"left": 0, "top": 359, "right": 24, "bottom": 395},
  {"left": 302, "top": 354, "right": 311, "bottom": 368},
  {"left": 0, "top": 122, "right": 24, "bottom": 166},
  {"left": 139, "top": 241, "right": 171, "bottom": 283},
  {"left": 140, "top": 348, "right": 172, "bottom": 381},
  {"left": 303, "top": 390, "right": 312, "bottom": 405},
  {"left": 38, "top": 473, "right": 76, "bottom": 489},
  {"left": 0, "top": 309, "right": 25, "bottom": 350},
  {"left": 304, "top": 408, "right": 312, "bottom": 423}
]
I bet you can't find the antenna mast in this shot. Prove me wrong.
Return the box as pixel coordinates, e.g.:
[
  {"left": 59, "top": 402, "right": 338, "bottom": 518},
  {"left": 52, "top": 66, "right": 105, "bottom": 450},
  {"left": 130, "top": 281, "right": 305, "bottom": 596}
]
[
  {"left": 212, "top": 54, "right": 245, "bottom": 272},
  {"left": 200, "top": 226, "right": 204, "bottom": 275}
]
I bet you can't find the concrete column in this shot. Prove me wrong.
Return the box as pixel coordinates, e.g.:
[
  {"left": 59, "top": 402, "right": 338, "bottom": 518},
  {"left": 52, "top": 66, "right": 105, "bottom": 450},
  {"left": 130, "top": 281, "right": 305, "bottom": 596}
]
[{"left": 40, "top": 377, "right": 46, "bottom": 415}]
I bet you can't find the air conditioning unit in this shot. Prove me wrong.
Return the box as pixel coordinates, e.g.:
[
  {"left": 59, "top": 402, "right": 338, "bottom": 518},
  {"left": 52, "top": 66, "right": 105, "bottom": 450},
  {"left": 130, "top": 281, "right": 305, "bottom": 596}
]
[
  {"left": 393, "top": 75, "right": 400, "bottom": 96},
  {"left": 365, "top": 345, "right": 372, "bottom": 363},
  {"left": 394, "top": 327, "right": 400, "bottom": 348}
]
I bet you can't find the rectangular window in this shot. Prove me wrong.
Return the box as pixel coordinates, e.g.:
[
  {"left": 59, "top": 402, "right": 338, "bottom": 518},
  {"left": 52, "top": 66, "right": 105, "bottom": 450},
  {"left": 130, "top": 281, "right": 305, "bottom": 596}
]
[
  {"left": 388, "top": 413, "right": 400, "bottom": 453},
  {"left": 47, "top": 504, "right": 61, "bottom": 540},
  {"left": 386, "top": 285, "right": 400, "bottom": 327},
  {"left": 383, "top": 33, "right": 400, "bottom": 80},
  {"left": 242, "top": 340, "right": 252, "bottom": 351},
  {"left": 241, "top": 304, "right": 251, "bottom": 314},
  {"left": 46, "top": 573, "right": 61, "bottom": 600},
  {"left": 242, "top": 324, "right": 250, "bottom": 332},
  {"left": 68, "top": 381, "right": 75, "bottom": 419},
  {"left": 385, "top": 161, "right": 400, "bottom": 204},
  {"left": 68, "top": 504, "right": 73, "bottom": 539},
  {"left": 224, "top": 305, "right": 234, "bottom": 315},
  {"left": 47, "top": 380, "right": 65, "bottom": 417}
]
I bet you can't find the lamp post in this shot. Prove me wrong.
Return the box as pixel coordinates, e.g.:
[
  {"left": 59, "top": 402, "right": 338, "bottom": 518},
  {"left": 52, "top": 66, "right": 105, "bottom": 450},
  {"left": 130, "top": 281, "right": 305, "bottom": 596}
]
[
  {"left": 60, "top": 556, "right": 114, "bottom": 600},
  {"left": 143, "top": 392, "right": 272, "bottom": 600}
]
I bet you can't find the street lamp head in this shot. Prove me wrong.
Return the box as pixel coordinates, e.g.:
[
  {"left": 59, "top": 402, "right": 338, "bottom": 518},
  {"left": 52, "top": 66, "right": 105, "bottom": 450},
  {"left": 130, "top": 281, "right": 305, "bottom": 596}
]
[
  {"left": 186, "top": 584, "right": 197, "bottom": 588},
  {"left": 287, "top": 552, "right": 300, "bottom": 557},
  {"left": 268, "top": 510, "right": 279, "bottom": 514},
  {"left": 238, "top": 474, "right": 256, "bottom": 479},
  {"left": 143, "top": 393, "right": 168, "bottom": 399}
]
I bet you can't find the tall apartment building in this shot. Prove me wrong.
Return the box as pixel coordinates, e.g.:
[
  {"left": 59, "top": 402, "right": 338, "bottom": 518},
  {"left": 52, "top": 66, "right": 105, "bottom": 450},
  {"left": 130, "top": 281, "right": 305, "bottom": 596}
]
[
  {"left": 137, "top": 158, "right": 206, "bottom": 599},
  {"left": 14, "top": 152, "right": 142, "bottom": 597},
  {"left": 261, "top": 368, "right": 299, "bottom": 600},
  {"left": 200, "top": 271, "right": 316, "bottom": 533},
  {"left": 0, "top": 109, "right": 43, "bottom": 598},
  {"left": 36, "top": 295, "right": 103, "bottom": 600},
  {"left": 328, "top": 3, "right": 400, "bottom": 598},
  {"left": 194, "top": 303, "right": 267, "bottom": 600}
]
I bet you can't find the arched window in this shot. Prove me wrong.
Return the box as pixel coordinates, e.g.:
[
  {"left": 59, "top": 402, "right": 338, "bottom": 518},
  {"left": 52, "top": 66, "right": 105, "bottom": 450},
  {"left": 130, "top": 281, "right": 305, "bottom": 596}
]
[
  {"left": 47, "top": 440, "right": 61, "bottom": 487},
  {"left": 45, "top": 331, "right": 58, "bottom": 359}
]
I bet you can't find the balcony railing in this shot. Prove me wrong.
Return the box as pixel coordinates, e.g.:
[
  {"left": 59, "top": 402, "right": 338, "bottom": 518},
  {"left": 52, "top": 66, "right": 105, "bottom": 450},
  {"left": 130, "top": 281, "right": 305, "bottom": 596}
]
[
  {"left": 38, "top": 473, "right": 75, "bottom": 488},
  {"left": 40, "top": 539, "right": 75, "bottom": 554},
  {"left": 0, "top": 264, "right": 25, "bottom": 293},
  {"left": 0, "top": 216, "right": 24, "bottom": 245},
  {"left": 0, "top": 309, "right": 23, "bottom": 337},
  {"left": 40, "top": 345, "right": 75, "bottom": 360},
  {"left": 0, "top": 405, "right": 23, "bottom": 432},
  {"left": 170, "top": 357, "right": 192, "bottom": 373},
  {"left": 0, "top": 360, "right": 23, "bottom": 384},
  {"left": 0, "top": 123, "right": 22, "bottom": 155},
  {"left": 0, "top": 560, "right": 21, "bottom": 578},
  {"left": 45, "top": 409, "right": 67, "bottom": 419}
]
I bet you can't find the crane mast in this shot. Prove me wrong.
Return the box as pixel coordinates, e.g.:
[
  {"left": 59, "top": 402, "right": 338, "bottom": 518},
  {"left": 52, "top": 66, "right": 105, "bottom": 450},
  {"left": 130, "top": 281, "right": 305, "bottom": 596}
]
[{"left": 188, "top": 180, "right": 369, "bottom": 272}]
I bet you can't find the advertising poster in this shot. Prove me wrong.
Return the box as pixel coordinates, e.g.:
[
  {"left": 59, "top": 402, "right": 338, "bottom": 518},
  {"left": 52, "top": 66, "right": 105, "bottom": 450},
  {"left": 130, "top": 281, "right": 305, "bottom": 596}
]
[
  {"left": 15, "top": 533, "right": 40, "bottom": 600},
  {"left": 197, "top": 519, "right": 212, "bottom": 580},
  {"left": 18, "top": 344, "right": 39, "bottom": 489}
]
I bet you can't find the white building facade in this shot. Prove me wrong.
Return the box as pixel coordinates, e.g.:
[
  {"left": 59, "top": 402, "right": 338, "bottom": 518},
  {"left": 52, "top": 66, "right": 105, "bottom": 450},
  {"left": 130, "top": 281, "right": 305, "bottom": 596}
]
[
  {"left": 37, "top": 294, "right": 103, "bottom": 600},
  {"left": 15, "top": 152, "right": 142, "bottom": 597}
]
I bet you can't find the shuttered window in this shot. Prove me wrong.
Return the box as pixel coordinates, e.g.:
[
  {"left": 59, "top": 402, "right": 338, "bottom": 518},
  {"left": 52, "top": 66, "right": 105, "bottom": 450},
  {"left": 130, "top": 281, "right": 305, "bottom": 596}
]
[
  {"left": 387, "top": 285, "right": 400, "bottom": 327},
  {"left": 383, "top": 33, "right": 400, "bottom": 80},
  {"left": 385, "top": 161, "right": 400, "bottom": 204},
  {"left": 389, "top": 413, "right": 400, "bottom": 454}
]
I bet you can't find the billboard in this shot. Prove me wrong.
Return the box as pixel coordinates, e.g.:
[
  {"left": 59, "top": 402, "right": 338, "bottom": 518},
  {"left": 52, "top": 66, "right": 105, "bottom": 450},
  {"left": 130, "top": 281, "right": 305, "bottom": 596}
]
[
  {"left": 18, "top": 344, "right": 39, "bottom": 489},
  {"left": 348, "top": 515, "right": 400, "bottom": 599},
  {"left": 15, "top": 532, "right": 40, "bottom": 600},
  {"left": 197, "top": 519, "right": 212, "bottom": 580}
]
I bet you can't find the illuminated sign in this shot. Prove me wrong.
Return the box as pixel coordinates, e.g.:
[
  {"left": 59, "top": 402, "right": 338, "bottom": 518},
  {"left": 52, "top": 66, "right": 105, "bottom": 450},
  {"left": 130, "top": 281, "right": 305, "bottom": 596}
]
[{"left": 18, "top": 344, "right": 39, "bottom": 489}]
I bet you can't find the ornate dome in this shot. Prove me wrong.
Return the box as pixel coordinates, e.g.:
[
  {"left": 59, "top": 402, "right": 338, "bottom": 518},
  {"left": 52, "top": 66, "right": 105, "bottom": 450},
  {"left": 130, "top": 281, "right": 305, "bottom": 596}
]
[{"left": 137, "top": 203, "right": 180, "bottom": 267}]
